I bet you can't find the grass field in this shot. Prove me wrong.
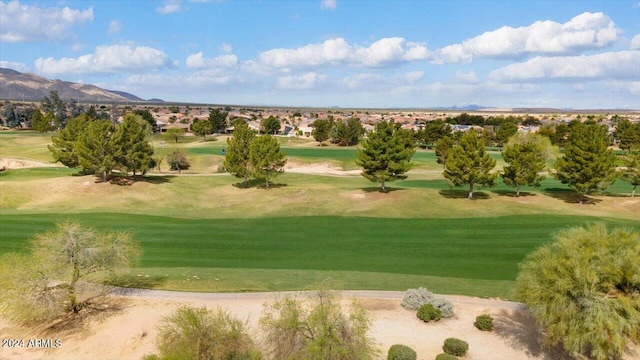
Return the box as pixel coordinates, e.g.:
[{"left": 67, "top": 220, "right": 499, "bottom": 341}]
[{"left": 1, "top": 131, "right": 639, "bottom": 299}]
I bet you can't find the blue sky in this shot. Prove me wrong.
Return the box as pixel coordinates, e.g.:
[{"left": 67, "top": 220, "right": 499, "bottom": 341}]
[{"left": 1, "top": 0, "right": 639, "bottom": 109}]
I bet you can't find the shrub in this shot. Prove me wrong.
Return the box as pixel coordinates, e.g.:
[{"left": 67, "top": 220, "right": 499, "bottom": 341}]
[
  {"left": 443, "top": 338, "right": 468, "bottom": 357},
  {"left": 474, "top": 314, "right": 494, "bottom": 331},
  {"left": 430, "top": 297, "right": 454, "bottom": 318},
  {"left": 260, "top": 289, "right": 379, "bottom": 359},
  {"left": 401, "top": 287, "right": 435, "bottom": 310},
  {"left": 435, "top": 353, "right": 459, "bottom": 360},
  {"left": 387, "top": 344, "right": 417, "bottom": 360},
  {"left": 417, "top": 303, "right": 442, "bottom": 323},
  {"left": 155, "top": 306, "right": 260, "bottom": 360}
]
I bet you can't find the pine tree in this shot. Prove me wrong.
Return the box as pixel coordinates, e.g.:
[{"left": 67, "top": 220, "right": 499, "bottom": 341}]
[
  {"left": 112, "top": 114, "right": 154, "bottom": 176},
  {"left": 553, "top": 123, "right": 618, "bottom": 203},
  {"left": 207, "top": 108, "right": 229, "bottom": 134},
  {"left": 435, "top": 136, "right": 456, "bottom": 168},
  {"left": 224, "top": 119, "right": 255, "bottom": 187},
  {"left": 249, "top": 134, "right": 287, "bottom": 189},
  {"left": 48, "top": 113, "right": 91, "bottom": 169},
  {"left": 355, "top": 121, "right": 415, "bottom": 192},
  {"left": 311, "top": 118, "right": 332, "bottom": 145},
  {"left": 621, "top": 152, "right": 640, "bottom": 197},
  {"left": 501, "top": 133, "right": 547, "bottom": 196},
  {"left": 76, "top": 120, "right": 117, "bottom": 182},
  {"left": 443, "top": 130, "right": 497, "bottom": 199}
]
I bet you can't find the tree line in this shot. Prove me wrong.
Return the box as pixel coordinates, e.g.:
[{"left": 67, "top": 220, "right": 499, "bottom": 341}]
[
  {"left": 355, "top": 120, "right": 640, "bottom": 201},
  {"left": 48, "top": 112, "right": 155, "bottom": 182}
]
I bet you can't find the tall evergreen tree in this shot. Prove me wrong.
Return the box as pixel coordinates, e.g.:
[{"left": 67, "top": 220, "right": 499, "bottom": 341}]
[
  {"left": 443, "top": 130, "right": 497, "bottom": 199},
  {"left": 208, "top": 108, "right": 229, "bottom": 134},
  {"left": 501, "top": 133, "right": 547, "bottom": 196},
  {"left": 76, "top": 120, "right": 117, "bottom": 182},
  {"left": 434, "top": 136, "right": 456, "bottom": 168},
  {"left": 48, "top": 114, "right": 91, "bottom": 169},
  {"left": 356, "top": 121, "right": 415, "bottom": 192},
  {"left": 311, "top": 118, "right": 332, "bottom": 145},
  {"left": 112, "top": 114, "right": 154, "bottom": 176},
  {"left": 616, "top": 119, "right": 640, "bottom": 152},
  {"left": 621, "top": 152, "right": 640, "bottom": 197},
  {"left": 224, "top": 120, "right": 255, "bottom": 187},
  {"left": 553, "top": 123, "right": 618, "bottom": 203},
  {"left": 495, "top": 121, "right": 518, "bottom": 146},
  {"left": 30, "top": 109, "right": 52, "bottom": 133},
  {"left": 249, "top": 134, "right": 287, "bottom": 189}
]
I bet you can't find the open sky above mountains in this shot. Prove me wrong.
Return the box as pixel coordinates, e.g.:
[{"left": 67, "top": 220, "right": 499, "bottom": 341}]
[{"left": 0, "top": 0, "right": 639, "bottom": 109}]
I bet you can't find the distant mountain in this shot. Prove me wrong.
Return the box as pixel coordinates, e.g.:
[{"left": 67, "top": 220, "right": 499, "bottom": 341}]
[{"left": 0, "top": 68, "right": 150, "bottom": 102}]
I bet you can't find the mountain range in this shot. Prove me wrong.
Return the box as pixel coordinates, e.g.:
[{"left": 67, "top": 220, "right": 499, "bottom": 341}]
[{"left": 0, "top": 68, "right": 156, "bottom": 103}]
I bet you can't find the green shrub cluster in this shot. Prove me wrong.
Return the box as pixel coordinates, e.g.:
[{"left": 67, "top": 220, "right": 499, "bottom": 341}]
[
  {"left": 474, "top": 314, "right": 494, "bottom": 331},
  {"left": 435, "top": 353, "right": 459, "bottom": 360},
  {"left": 401, "top": 287, "right": 435, "bottom": 310},
  {"left": 402, "top": 287, "right": 454, "bottom": 318},
  {"left": 387, "top": 344, "right": 417, "bottom": 360},
  {"left": 443, "top": 338, "right": 468, "bottom": 357},
  {"left": 387, "top": 344, "right": 418, "bottom": 360},
  {"left": 417, "top": 303, "right": 442, "bottom": 322}
]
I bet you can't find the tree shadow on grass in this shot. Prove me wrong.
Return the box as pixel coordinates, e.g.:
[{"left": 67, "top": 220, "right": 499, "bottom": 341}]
[
  {"left": 103, "top": 274, "right": 168, "bottom": 289},
  {"left": 491, "top": 189, "right": 537, "bottom": 197},
  {"left": 232, "top": 178, "right": 288, "bottom": 189},
  {"left": 494, "top": 309, "right": 572, "bottom": 360},
  {"left": 543, "top": 188, "right": 602, "bottom": 204},
  {"left": 438, "top": 189, "right": 490, "bottom": 199},
  {"left": 360, "top": 186, "right": 406, "bottom": 193},
  {"left": 108, "top": 175, "right": 173, "bottom": 186}
]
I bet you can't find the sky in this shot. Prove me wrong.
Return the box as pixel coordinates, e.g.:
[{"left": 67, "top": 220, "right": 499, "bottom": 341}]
[{"left": 0, "top": 0, "right": 639, "bottom": 109}]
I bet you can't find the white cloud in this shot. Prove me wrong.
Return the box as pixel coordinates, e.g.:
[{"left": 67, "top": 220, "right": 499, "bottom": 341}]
[
  {"left": 219, "top": 43, "right": 233, "bottom": 53},
  {"left": 489, "top": 51, "right": 640, "bottom": 82},
  {"left": 107, "top": 20, "right": 122, "bottom": 35},
  {"left": 320, "top": 0, "right": 337, "bottom": 11},
  {"left": 157, "top": 0, "right": 181, "bottom": 14},
  {"left": 0, "top": 0, "right": 93, "bottom": 42},
  {"left": 436, "top": 12, "right": 619, "bottom": 63},
  {"left": 456, "top": 70, "right": 479, "bottom": 84},
  {"left": 631, "top": 34, "right": 640, "bottom": 50},
  {"left": 185, "top": 52, "right": 238, "bottom": 69},
  {"left": 257, "top": 37, "right": 431, "bottom": 69},
  {"left": 34, "top": 45, "right": 175, "bottom": 75},
  {"left": 607, "top": 81, "right": 640, "bottom": 96},
  {"left": 277, "top": 72, "right": 327, "bottom": 90},
  {"left": 0, "top": 60, "right": 29, "bottom": 72},
  {"left": 343, "top": 71, "right": 425, "bottom": 91}
]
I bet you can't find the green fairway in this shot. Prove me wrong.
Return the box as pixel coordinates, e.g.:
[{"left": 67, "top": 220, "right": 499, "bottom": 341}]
[
  {"left": 2, "top": 131, "right": 639, "bottom": 299},
  {"left": 2, "top": 213, "right": 638, "bottom": 299}
]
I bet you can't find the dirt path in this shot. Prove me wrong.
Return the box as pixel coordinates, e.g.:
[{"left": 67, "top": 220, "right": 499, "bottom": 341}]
[{"left": 2, "top": 289, "right": 608, "bottom": 360}]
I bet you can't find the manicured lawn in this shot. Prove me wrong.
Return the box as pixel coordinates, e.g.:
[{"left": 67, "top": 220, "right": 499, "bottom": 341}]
[{"left": 2, "top": 213, "right": 637, "bottom": 299}]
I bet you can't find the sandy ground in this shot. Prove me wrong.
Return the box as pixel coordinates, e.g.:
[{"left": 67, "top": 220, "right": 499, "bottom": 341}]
[
  {"left": 0, "top": 158, "right": 60, "bottom": 170},
  {"left": 3, "top": 290, "right": 635, "bottom": 360},
  {"left": 285, "top": 161, "right": 361, "bottom": 176}
]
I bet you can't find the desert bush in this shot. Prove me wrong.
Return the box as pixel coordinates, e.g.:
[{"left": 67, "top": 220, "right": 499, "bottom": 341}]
[
  {"left": 474, "top": 314, "right": 494, "bottom": 331},
  {"left": 443, "top": 338, "right": 468, "bottom": 357},
  {"left": 154, "top": 306, "right": 260, "bottom": 360},
  {"left": 435, "top": 353, "right": 458, "bottom": 360},
  {"left": 387, "top": 344, "right": 417, "bottom": 360},
  {"left": 429, "top": 297, "right": 454, "bottom": 318},
  {"left": 401, "top": 287, "right": 435, "bottom": 310},
  {"left": 260, "top": 289, "right": 379, "bottom": 360},
  {"left": 417, "top": 303, "right": 442, "bottom": 323}
]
